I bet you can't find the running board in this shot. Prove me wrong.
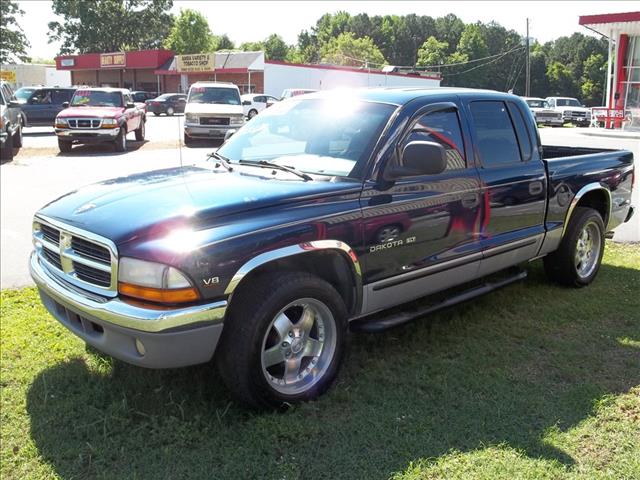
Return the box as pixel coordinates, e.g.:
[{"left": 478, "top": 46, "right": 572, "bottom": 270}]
[{"left": 350, "top": 269, "right": 528, "bottom": 333}]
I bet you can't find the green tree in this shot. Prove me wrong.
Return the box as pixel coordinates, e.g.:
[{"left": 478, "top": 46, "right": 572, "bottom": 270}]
[
  {"left": 240, "top": 41, "right": 264, "bottom": 52},
  {"left": 416, "top": 37, "right": 448, "bottom": 67},
  {"left": 457, "top": 23, "right": 489, "bottom": 60},
  {"left": 164, "top": 8, "right": 212, "bottom": 54},
  {"left": 546, "top": 61, "right": 576, "bottom": 96},
  {"left": 212, "top": 34, "right": 235, "bottom": 51},
  {"left": 320, "top": 32, "right": 386, "bottom": 67},
  {"left": 581, "top": 53, "right": 606, "bottom": 105},
  {"left": 0, "top": 0, "right": 30, "bottom": 63},
  {"left": 48, "top": 0, "right": 174, "bottom": 54},
  {"left": 263, "top": 34, "right": 289, "bottom": 61}
]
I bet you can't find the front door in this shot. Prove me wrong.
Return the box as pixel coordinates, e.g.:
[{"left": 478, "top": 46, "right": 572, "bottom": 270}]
[{"left": 361, "top": 102, "right": 484, "bottom": 313}]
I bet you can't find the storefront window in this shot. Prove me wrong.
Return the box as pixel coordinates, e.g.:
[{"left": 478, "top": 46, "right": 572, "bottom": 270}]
[{"left": 623, "top": 36, "right": 640, "bottom": 130}]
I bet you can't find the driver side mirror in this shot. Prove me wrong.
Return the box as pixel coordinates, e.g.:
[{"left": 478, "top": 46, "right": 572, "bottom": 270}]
[
  {"left": 384, "top": 141, "right": 447, "bottom": 180},
  {"left": 62, "top": 102, "right": 69, "bottom": 109},
  {"left": 242, "top": 100, "right": 251, "bottom": 106},
  {"left": 126, "top": 102, "right": 135, "bottom": 109}
]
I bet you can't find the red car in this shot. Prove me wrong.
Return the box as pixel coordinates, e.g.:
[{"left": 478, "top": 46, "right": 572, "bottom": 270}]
[{"left": 54, "top": 88, "right": 146, "bottom": 153}]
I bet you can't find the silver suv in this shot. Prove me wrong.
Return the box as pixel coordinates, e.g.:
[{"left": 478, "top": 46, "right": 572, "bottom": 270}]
[{"left": 0, "top": 81, "right": 23, "bottom": 161}]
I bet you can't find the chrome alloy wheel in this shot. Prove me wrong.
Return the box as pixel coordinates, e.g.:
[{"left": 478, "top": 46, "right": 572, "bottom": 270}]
[
  {"left": 261, "top": 298, "right": 337, "bottom": 395},
  {"left": 575, "top": 221, "right": 601, "bottom": 279}
]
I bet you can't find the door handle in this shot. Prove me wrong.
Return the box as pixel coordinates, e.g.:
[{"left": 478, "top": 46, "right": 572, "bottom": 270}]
[
  {"left": 529, "top": 181, "right": 544, "bottom": 196},
  {"left": 461, "top": 193, "right": 479, "bottom": 208}
]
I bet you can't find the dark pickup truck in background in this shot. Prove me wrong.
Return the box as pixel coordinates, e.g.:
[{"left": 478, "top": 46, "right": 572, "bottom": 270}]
[{"left": 30, "top": 88, "right": 635, "bottom": 408}]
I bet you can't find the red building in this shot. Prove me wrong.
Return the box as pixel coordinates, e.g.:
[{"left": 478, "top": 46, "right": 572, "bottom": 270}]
[{"left": 579, "top": 11, "right": 640, "bottom": 129}]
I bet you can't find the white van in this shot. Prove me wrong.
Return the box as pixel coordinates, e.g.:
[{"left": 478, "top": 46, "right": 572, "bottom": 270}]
[{"left": 183, "top": 82, "right": 245, "bottom": 145}]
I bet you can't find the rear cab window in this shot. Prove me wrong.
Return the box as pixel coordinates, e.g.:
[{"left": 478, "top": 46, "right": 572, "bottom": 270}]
[{"left": 469, "top": 101, "right": 522, "bottom": 167}]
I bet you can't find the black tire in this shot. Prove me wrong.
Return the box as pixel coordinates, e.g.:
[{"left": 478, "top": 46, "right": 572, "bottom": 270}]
[
  {"left": 183, "top": 132, "right": 193, "bottom": 147},
  {"left": 216, "top": 271, "right": 348, "bottom": 408},
  {"left": 13, "top": 124, "right": 23, "bottom": 148},
  {"left": 1, "top": 130, "right": 14, "bottom": 161},
  {"left": 153, "top": 112, "right": 159, "bottom": 116},
  {"left": 135, "top": 120, "right": 145, "bottom": 141},
  {"left": 58, "top": 138, "right": 73, "bottom": 153},
  {"left": 114, "top": 126, "right": 127, "bottom": 152},
  {"left": 248, "top": 109, "right": 258, "bottom": 119},
  {"left": 544, "top": 207, "right": 605, "bottom": 287}
]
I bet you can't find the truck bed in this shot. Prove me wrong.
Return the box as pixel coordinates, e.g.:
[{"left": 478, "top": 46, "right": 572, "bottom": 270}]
[{"left": 542, "top": 145, "right": 616, "bottom": 160}]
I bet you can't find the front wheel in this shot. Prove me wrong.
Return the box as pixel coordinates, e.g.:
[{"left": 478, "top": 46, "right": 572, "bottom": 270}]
[
  {"left": 114, "top": 126, "right": 127, "bottom": 152},
  {"left": 544, "top": 207, "right": 605, "bottom": 287},
  {"left": 166, "top": 107, "right": 174, "bottom": 116},
  {"left": 13, "top": 124, "right": 23, "bottom": 148},
  {"left": 248, "top": 109, "right": 258, "bottom": 119},
  {"left": 58, "top": 138, "right": 73, "bottom": 153},
  {"left": 135, "top": 120, "right": 145, "bottom": 141},
  {"left": 216, "top": 272, "right": 347, "bottom": 408},
  {"left": 0, "top": 131, "right": 14, "bottom": 161}
]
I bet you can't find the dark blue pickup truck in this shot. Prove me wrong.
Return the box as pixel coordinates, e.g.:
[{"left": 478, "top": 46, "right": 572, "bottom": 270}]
[{"left": 30, "top": 88, "right": 635, "bottom": 407}]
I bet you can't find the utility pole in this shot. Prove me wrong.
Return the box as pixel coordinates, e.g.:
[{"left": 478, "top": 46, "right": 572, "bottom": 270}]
[{"left": 525, "top": 18, "right": 531, "bottom": 96}]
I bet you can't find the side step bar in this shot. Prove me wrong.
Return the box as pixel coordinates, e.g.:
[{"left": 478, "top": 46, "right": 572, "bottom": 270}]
[{"left": 350, "top": 269, "right": 528, "bottom": 333}]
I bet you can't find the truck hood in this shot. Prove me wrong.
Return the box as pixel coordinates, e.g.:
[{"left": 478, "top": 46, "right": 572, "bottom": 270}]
[
  {"left": 58, "top": 106, "right": 124, "bottom": 118},
  {"left": 555, "top": 106, "right": 590, "bottom": 114},
  {"left": 37, "top": 164, "right": 358, "bottom": 245},
  {"left": 184, "top": 103, "right": 243, "bottom": 115}
]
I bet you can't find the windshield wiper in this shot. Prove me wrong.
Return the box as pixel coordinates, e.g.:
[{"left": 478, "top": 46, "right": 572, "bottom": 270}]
[
  {"left": 238, "top": 160, "right": 312, "bottom": 181},
  {"left": 207, "top": 151, "right": 234, "bottom": 172}
]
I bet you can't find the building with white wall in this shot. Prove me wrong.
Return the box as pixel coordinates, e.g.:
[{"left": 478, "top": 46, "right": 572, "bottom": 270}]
[
  {"left": 0, "top": 64, "right": 71, "bottom": 89},
  {"left": 264, "top": 61, "right": 441, "bottom": 98}
]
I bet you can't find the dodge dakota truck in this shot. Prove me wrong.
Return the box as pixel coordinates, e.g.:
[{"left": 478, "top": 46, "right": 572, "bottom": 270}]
[
  {"left": 30, "top": 88, "right": 635, "bottom": 408},
  {"left": 54, "top": 88, "right": 145, "bottom": 153}
]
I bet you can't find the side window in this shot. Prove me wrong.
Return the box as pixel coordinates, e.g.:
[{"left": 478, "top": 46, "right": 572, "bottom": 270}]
[
  {"left": 403, "top": 109, "right": 466, "bottom": 171},
  {"left": 51, "top": 90, "right": 69, "bottom": 104},
  {"left": 255, "top": 95, "right": 265, "bottom": 103},
  {"left": 507, "top": 102, "right": 533, "bottom": 161},
  {"left": 31, "top": 89, "right": 53, "bottom": 104},
  {"left": 469, "top": 101, "right": 522, "bottom": 167},
  {"left": 125, "top": 94, "right": 132, "bottom": 106}
]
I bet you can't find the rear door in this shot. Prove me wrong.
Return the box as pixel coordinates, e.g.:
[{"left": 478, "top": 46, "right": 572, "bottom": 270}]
[
  {"left": 361, "top": 100, "right": 484, "bottom": 313},
  {"left": 464, "top": 98, "right": 546, "bottom": 276}
]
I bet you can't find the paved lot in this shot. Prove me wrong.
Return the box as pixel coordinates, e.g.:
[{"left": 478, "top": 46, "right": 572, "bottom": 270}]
[{"left": 1, "top": 125, "right": 638, "bottom": 289}]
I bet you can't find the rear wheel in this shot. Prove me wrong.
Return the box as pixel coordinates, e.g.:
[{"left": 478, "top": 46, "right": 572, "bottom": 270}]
[
  {"left": 216, "top": 271, "right": 347, "bottom": 408},
  {"left": 57, "top": 138, "right": 73, "bottom": 153},
  {"left": 153, "top": 112, "right": 159, "bottom": 116},
  {"left": 544, "top": 207, "right": 605, "bottom": 287},
  {"left": 135, "top": 119, "right": 145, "bottom": 141},
  {"left": 114, "top": 126, "right": 127, "bottom": 152}
]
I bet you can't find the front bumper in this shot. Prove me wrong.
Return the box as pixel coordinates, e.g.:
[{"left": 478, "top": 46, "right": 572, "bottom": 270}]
[
  {"left": 30, "top": 251, "right": 227, "bottom": 368},
  {"left": 536, "top": 117, "right": 564, "bottom": 126},
  {"left": 0, "top": 131, "right": 6, "bottom": 146},
  {"left": 184, "top": 124, "right": 241, "bottom": 139},
  {"left": 56, "top": 128, "right": 120, "bottom": 143}
]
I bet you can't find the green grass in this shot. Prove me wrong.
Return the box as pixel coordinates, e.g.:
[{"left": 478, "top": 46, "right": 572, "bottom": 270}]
[{"left": 2, "top": 243, "right": 639, "bottom": 480}]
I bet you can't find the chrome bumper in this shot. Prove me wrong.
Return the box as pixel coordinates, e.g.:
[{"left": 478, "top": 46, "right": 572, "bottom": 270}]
[
  {"left": 30, "top": 251, "right": 227, "bottom": 368},
  {"left": 184, "top": 124, "right": 241, "bottom": 138},
  {"left": 55, "top": 128, "right": 120, "bottom": 137}
]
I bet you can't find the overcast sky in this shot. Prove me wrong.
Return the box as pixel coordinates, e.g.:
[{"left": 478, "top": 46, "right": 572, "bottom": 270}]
[{"left": 19, "top": 0, "right": 635, "bottom": 59}]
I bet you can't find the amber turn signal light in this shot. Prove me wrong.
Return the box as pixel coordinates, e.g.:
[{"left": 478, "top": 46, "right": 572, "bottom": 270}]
[{"left": 118, "top": 282, "right": 200, "bottom": 304}]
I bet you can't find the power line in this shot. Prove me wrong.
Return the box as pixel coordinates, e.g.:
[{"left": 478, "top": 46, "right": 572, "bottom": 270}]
[{"left": 445, "top": 48, "right": 523, "bottom": 77}]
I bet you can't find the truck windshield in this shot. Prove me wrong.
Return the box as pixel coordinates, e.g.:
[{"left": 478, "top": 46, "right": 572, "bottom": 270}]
[
  {"left": 526, "top": 99, "right": 548, "bottom": 108},
  {"left": 71, "top": 90, "right": 123, "bottom": 107},
  {"left": 188, "top": 87, "right": 240, "bottom": 105},
  {"left": 556, "top": 98, "right": 582, "bottom": 107},
  {"left": 217, "top": 98, "right": 396, "bottom": 178}
]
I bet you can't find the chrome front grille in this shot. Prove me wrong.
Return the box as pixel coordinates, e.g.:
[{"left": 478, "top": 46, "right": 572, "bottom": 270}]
[
  {"left": 67, "top": 118, "right": 102, "bottom": 129},
  {"left": 33, "top": 217, "right": 118, "bottom": 297}
]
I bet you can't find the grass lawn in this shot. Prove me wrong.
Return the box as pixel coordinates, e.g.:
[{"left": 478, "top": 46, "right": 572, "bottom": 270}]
[{"left": 1, "top": 243, "right": 639, "bottom": 480}]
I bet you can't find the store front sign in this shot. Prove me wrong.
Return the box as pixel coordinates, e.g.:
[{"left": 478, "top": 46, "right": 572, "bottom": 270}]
[
  {"left": 176, "top": 54, "right": 215, "bottom": 73},
  {"left": 100, "top": 52, "right": 126, "bottom": 68}
]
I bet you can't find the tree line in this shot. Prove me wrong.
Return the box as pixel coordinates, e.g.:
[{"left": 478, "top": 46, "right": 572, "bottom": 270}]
[{"left": 0, "top": 0, "right": 608, "bottom": 105}]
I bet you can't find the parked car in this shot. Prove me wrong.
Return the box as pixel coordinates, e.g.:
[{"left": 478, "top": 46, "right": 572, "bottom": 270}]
[
  {"left": 14, "top": 86, "right": 76, "bottom": 127},
  {"left": 280, "top": 88, "right": 318, "bottom": 100},
  {"left": 522, "top": 97, "right": 564, "bottom": 127},
  {"left": 145, "top": 93, "right": 187, "bottom": 116},
  {"left": 241, "top": 93, "right": 279, "bottom": 119},
  {"left": 545, "top": 96, "right": 591, "bottom": 127},
  {"left": 0, "top": 81, "right": 23, "bottom": 161},
  {"left": 54, "top": 88, "right": 145, "bottom": 153},
  {"left": 29, "top": 88, "right": 635, "bottom": 408},
  {"left": 183, "top": 82, "right": 244, "bottom": 145},
  {"left": 131, "top": 91, "right": 158, "bottom": 103}
]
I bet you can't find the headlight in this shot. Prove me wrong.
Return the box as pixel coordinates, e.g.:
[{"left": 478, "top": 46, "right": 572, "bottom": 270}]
[
  {"left": 185, "top": 113, "right": 197, "bottom": 123},
  {"left": 102, "top": 118, "right": 117, "bottom": 125},
  {"left": 55, "top": 117, "right": 68, "bottom": 127},
  {"left": 118, "top": 257, "right": 200, "bottom": 304}
]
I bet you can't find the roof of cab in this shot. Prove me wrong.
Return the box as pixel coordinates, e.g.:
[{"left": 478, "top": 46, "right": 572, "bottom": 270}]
[
  {"left": 190, "top": 82, "right": 240, "bottom": 89},
  {"left": 301, "top": 87, "right": 515, "bottom": 105}
]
